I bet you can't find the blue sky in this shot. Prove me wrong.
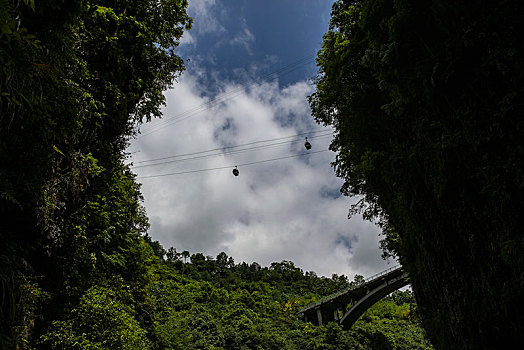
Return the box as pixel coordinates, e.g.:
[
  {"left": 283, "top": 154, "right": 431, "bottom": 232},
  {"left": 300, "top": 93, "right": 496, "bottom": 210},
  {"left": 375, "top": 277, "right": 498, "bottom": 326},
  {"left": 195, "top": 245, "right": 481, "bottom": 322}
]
[
  {"left": 180, "top": 0, "right": 331, "bottom": 90},
  {"left": 129, "top": 0, "right": 394, "bottom": 278}
]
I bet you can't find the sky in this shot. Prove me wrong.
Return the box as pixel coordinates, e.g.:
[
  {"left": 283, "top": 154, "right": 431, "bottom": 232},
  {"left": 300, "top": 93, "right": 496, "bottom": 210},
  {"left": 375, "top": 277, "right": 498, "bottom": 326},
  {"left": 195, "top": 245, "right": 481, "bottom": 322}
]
[{"left": 128, "top": 0, "right": 396, "bottom": 279}]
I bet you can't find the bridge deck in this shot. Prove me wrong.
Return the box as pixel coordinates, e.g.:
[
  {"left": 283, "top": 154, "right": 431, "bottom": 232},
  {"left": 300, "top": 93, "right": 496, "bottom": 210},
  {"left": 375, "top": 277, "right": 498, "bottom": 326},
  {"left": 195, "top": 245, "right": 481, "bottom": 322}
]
[{"left": 298, "top": 265, "right": 406, "bottom": 318}]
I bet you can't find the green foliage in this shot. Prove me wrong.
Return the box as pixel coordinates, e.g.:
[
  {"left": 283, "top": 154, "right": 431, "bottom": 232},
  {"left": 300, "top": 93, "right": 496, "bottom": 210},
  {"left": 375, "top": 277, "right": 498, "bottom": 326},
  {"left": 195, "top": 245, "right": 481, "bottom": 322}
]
[
  {"left": 41, "top": 286, "right": 150, "bottom": 349},
  {"left": 142, "top": 250, "right": 433, "bottom": 350},
  {"left": 354, "top": 298, "right": 431, "bottom": 350},
  {"left": 0, "top": 0, "right": 442, "bottom": 348},
  {"left": 309, "top": 0, "right": 524, "bottom": 348},
  {"left": 0, "top": 0, "right": 191, "bottom": 347}
]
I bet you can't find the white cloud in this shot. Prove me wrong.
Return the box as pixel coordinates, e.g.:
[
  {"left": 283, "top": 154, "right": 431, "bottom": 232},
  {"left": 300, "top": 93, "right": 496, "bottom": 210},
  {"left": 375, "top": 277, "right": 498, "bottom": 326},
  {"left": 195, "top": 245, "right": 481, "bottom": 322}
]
[
  {"left": 179, "top": 31, "right": 195, "bottom": 46},
  {"left": 187, "top": 0, "right": 226, "bottom": 35},
  {"left": 129, "top": 71, "right": 390, "bottom": 278},
  {"left": 229, "top": 19, "right": 255, "bottom": 55}
]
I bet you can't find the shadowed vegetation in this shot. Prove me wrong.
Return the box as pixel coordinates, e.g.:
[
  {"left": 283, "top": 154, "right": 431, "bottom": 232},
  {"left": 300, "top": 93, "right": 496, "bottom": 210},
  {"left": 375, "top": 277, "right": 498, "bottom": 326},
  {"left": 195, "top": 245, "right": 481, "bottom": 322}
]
[{"left": 309, "top": 0, "right": 524, "bottom": 348}]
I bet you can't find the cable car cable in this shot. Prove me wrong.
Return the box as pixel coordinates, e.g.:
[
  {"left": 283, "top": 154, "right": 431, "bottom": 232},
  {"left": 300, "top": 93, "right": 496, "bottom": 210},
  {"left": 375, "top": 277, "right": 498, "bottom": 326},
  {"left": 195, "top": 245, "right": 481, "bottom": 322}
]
[
  {"left": 136, "top": 56, "right": 315, "bottom": 138},
  {"left": 131, "top": 132, "right": 331, "bottom": 168},
  {"left": 138, "top": 55, "right": 313, "bottom": 134},
  {"left": 131, "top": 134, "right": 331, "bottom": 169},
  {"left": 136, "top": 149, "right": 329, "bottom": 179},
  {"left": 131, "top": 129, "right": 331, "bottom": 165}
]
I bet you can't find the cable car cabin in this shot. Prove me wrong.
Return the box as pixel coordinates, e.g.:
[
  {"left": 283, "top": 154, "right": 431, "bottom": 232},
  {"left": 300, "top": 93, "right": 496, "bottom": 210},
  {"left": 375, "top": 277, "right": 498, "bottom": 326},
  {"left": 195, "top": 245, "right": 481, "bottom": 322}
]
[
  {"left": 304, "top": 137, "right": 311, "bottom": 150},
  {"left": 232, "top": 166, "right": 239, "bottom": 176}
]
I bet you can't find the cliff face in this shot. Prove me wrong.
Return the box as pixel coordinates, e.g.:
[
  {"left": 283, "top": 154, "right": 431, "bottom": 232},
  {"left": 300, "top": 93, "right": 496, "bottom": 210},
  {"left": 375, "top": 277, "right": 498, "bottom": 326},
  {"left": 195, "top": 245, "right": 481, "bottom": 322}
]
[{"left": 309, "top": 1, "right": 524, "bottom": 348}]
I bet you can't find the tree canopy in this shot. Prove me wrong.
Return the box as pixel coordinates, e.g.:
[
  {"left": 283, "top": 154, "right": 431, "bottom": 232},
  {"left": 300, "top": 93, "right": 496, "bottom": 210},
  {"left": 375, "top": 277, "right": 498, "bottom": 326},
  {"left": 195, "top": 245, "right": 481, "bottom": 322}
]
[
  {"left": 309, "top": 1, "right": 524, "bottom": 349},
  {"left": 0, "top": 0, "right": 191, "bottom": 347},
  {"left": 3, "top": 0, "right": 520, "bottom": 348},
  {"left": 2, "top": 1, "right": 428, "bottom": 348}
]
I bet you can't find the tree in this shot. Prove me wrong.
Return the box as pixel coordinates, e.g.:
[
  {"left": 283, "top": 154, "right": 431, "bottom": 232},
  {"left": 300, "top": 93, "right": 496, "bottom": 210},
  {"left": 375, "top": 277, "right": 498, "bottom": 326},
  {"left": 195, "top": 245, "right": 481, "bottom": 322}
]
[
  {"left": 309, "top": 0, "right": 524, "bottom": 348},
  {"left": 41, "top": 286, "right": 151, "bottom": 349},
  {"left": 0, "top": 0, "right": 191, "bottom": 346},
  {"left": 150, "top": 251, "right": 433, "bottom": 350},
  {"left": 166, "top": 247, "right": 180, "bottom": 262},
  {"left": 350, "top": 275, "right": 365, "bottom": 288}
]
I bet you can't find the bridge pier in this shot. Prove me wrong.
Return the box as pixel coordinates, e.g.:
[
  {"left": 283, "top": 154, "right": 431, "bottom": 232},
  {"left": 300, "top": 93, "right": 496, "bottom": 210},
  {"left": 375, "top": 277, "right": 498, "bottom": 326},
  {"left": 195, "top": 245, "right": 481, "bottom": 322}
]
[
  {"left": 314, "top": 305, "right": 338, "bottom": 326},
  {"left": 316, "top": 308, "right": 323, "bottom": 326}
]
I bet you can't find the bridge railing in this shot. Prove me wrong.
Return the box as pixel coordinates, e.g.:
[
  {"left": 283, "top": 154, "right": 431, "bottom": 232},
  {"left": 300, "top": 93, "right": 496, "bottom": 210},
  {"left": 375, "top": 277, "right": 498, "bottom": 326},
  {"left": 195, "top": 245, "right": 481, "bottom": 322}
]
[
  {"left": 364, "top": 264, "right": 400, "bottom": 283},
  {"left": 298, "top": 264, "right": 402, "bottom": 313}
]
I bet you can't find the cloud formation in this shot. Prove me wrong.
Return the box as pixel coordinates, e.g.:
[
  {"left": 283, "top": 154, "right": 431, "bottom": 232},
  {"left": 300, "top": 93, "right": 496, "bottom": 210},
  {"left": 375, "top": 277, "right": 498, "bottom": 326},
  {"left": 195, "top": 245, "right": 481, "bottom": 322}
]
[
  {"left": 187, "top": 0, "right": 226, "bottom": 35},
  {"left": 229, "top": 19, "right": 255, "bottom": 55},
  {"left": 130, "top": 71, "right": 392, "bottom": 278}
]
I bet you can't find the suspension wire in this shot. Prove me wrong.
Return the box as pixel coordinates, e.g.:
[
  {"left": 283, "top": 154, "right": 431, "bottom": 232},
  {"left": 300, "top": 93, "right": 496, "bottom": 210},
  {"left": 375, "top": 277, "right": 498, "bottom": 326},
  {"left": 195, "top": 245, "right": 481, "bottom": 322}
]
[
  {"left": 139, "top": 55, "right": 313, "bottom": 133},
  {"left": 132, "top": 129, "right": 331, "bottom": 166},
  {"left": 137, "top": 149, "right": 330, "bottom": 179},
  {"left": 131, "top": 133, "right": 332, "bottom": 169},
  {"left": 137, "top": 56, "right": 315, "bottom": 138}
]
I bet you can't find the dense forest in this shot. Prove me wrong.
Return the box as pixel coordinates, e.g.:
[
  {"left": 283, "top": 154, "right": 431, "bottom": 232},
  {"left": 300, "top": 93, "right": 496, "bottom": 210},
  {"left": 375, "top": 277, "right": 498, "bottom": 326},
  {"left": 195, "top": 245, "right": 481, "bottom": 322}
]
[
  {"left": 41, "top": 245, "right": 434, "bottom": 349},
  {"left": 0, "top": 0, "right": 192, "bottom": 347},
  {"left": 0, "top": 0, "right": 431, "bottom": 348},
  {"left": 309, "top": 0, "right": 524, "bottom": 349}
]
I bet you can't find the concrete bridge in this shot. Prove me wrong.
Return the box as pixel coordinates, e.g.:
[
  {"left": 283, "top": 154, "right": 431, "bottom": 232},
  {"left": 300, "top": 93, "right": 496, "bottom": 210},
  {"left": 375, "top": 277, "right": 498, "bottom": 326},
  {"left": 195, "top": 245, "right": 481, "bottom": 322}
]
[{"left": 298, "top": 265, "right": 409, "bottom": 329}]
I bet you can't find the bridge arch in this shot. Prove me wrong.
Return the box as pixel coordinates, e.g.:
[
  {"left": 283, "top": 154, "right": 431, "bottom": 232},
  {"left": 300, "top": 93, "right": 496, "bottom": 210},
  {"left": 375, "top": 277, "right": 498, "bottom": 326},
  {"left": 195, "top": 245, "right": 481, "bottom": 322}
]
[
  {"left": 298, "top": 266, "right": 409, "bottom": 330},
  {"left": 339, "top": 270, "right": 409, "bottom": 328}
]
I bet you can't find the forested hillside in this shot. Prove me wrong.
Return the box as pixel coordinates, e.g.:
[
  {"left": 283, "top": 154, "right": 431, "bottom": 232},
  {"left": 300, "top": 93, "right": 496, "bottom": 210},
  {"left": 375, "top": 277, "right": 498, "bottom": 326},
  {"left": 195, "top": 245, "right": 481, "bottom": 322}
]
[{"left": 41, "top": 244, "right": 434, "bottom": 349}]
